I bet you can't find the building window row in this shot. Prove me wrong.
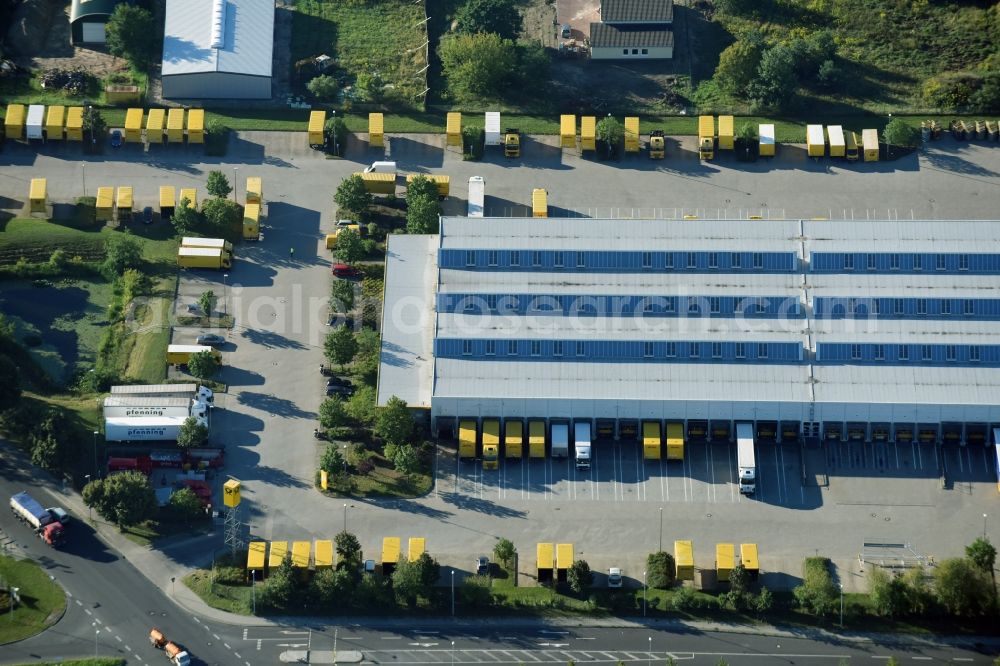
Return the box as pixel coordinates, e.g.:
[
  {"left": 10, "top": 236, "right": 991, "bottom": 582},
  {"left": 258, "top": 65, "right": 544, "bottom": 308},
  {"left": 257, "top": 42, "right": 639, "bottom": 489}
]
[
  {"left": 814, "top": 297, "right": 1000, "bottom": 320},
  {"left": 445, "top": 249, "right": 797, "bottom": 272},
  {"left": 818, "top": 342, "right": 998, "bottom": 365},
  {"left": 442, "top": 293, "right": 801, "bottom": 318},
  {"left": 811, "top": 252, "right": 1000, "bottom": 274},
  {"left": 440, "top": 339, "right": 802, "bottom": 363}
]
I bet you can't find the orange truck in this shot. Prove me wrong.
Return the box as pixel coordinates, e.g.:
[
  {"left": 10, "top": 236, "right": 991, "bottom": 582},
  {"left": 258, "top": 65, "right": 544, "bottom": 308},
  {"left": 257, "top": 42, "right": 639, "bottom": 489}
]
[{"left": 150, "top": 628, "right": 191, "bottom": 665}]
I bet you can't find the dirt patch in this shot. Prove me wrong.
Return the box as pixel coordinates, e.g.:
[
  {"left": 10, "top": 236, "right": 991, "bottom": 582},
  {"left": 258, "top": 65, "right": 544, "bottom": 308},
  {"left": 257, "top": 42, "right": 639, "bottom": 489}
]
[
  {"left": 521, "top": 0, "right": 559, "bottom": 48},
  {"left": 554, "top": 0, "right": 600, "bottom": 40}
]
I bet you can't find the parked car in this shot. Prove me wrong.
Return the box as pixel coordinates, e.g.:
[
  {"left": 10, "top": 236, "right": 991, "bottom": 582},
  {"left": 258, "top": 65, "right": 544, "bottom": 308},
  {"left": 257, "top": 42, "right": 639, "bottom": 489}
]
[
  {"left": 560, "top": 24, "right": 572, "bottom": 38},
  {"left": 332, "top": 263, "right": 362, "bottom": 278},
  {"left": 325, "top": 383, "right": 354, "bottom": 397},
  {"left": 608, "top": 567, "right": 623, "bottom": 588},
  {"left": 142, "top": 206, "right": 153, "bottom": 225},
  {"left": 476, "top": 556, "right": 490, "bottom": 576},
  {"left": 328, "top": 314, "right": 355, "bottom": 328},
  {"left": 196, "top": 333, "right": 226, "bottom": 346},
  {"left": 110, "top": 130, "right": 123, "bottom": 148},
  {"left": 185, "top": 303, "right": 202, "bottom": 314},
  {"left": 336, "top": 219, "right": 355, "bottom": 227}
]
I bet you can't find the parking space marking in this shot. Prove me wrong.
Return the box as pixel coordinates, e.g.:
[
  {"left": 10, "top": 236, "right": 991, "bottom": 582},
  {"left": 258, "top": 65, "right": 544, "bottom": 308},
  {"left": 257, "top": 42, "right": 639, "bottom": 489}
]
[{"left": 661, "top": 455, "right": 669, "bottom": 502}]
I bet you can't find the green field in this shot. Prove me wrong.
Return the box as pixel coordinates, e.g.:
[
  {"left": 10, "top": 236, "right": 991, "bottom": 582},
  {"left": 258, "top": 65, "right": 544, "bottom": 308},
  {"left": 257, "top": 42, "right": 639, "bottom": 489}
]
[{"left": 0, "top": 556, "right": 67, "bottom": 644}]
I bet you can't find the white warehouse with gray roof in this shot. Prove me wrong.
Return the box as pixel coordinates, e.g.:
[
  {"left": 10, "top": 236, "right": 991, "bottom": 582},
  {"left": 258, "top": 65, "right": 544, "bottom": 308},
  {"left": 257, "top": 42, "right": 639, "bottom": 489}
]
[{"left": 377, "top": 217, "right": 1000, "bottom": 448}]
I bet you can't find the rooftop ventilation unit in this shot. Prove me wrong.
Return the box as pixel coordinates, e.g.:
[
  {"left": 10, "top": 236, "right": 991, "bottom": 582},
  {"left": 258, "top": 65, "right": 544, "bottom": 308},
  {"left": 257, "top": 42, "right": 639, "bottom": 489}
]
[{"left": 210, "top": 0, "right": 226, "bottom": 49}]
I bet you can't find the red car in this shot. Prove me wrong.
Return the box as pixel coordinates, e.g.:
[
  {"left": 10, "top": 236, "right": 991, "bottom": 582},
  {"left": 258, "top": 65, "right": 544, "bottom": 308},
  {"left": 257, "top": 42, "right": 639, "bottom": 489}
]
[{"left": 332, "top": 263, "right": 361, "bottom": 278}]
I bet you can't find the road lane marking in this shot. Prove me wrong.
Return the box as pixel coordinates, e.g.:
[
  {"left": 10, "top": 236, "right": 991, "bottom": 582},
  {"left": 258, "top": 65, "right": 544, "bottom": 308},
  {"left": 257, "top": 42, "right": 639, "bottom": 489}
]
[
  {"left": 125, "top": 645, "right": 132, "bottom": 652},
  {"left": 235, "top": 652, "right": 241, "bottom": 659},
  {"left": 224, "top": 643, "right": 231, "bottom": 649},
  {"left": 85, "top": 609, "right": 92, "bottom": 615},
  {"left": 115, "top": 635, "right": 122, "bottom": 643}
]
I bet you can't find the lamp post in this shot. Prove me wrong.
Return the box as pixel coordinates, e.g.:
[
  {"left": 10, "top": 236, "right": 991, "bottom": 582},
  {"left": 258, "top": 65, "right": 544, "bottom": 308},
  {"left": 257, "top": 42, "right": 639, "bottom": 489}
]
[
  {"left": 451, "top": 569, "right": 455, "bottom": 616},
  {"left": 343, "top": 503, "right": 349, "bottom": 532},
  {"left": 984, "top": 513, "right": 988, "bottom": 540},
  {"left": 9, "top": 587, "right": 18, "bottom": 622},
  {"left": 451, "top": 641, "right": 455, "bottom": 666},
  {"left": 251, "top": 569, "right": 257, "bottom": 615},
  {"left": 233, "top": 166, "right": 239, "bottom": 202},
  {"left": 839, "top": 583, "right": 844, "bottom": 627},
  {"left": 658, "top": 507, "right": 664, "bottom": 552},
  {"left": 223, "top": 273, "right": 229, "bottom": 316},
  {"left": 81, "top": 163, "right": 87, "bottom": 197},
  {"left": 92, "top": 431, "right": 99, "bottom": 477},
  {"left": 643, "top": 570, "right": 647, "bottom": 617},
  {"left": 648, "top": 636, "right": 652, "bottom": 666},
  {"left": 84, "top": 475, "right": 92, "bottom": 521}
]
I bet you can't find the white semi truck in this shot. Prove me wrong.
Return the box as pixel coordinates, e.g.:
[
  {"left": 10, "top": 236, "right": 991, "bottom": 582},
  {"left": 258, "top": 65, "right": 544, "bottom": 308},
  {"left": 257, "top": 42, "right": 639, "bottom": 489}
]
[
  {"left": 104, "top": 415, "right": 207, "bottom": 443},
  {"left": 467, "top": 176, "right": 485, "bottom": 218},
  {"left": 109, "top": 383, "right": 214, "bottom": 403},
  {"left": 102, "top": 396, "right": 209, "bottom": 420},
  {"left": 736, "top": 422, "right": 757, "bottom": 495},
  {"left": 550, "top": 422, "right": 569, "bottom": 458},
  {"left": 574, "top": 421, "right": 592, "bottom": 470}
]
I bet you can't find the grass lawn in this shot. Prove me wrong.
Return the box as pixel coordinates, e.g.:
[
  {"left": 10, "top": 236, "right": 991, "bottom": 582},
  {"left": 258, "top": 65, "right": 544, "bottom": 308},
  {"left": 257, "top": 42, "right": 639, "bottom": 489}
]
[
  {"left": 184, "top": 569, "right": 253, "bottom": 615},
  {"left": 0, "top": 556, "right": 67, "bottom": 644},
  {"left": 290, "top": 0, "right": 428, "bottom": 108},
  {"left": 121, "top": 517, "right": 213, "bottom": 548}
]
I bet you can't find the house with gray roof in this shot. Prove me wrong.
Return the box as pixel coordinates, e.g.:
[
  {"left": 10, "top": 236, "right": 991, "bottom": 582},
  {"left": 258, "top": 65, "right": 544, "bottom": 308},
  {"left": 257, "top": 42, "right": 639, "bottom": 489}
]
[{"left": 590, "top": 0, "right": 674, "bottom": 60}]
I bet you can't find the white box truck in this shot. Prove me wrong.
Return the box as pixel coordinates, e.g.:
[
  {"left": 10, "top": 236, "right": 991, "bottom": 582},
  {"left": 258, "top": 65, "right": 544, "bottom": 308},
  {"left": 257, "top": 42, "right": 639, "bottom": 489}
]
[
  {"left": 26, "top": 105, "right": 44, "bottom": 140},
  {"left": 102, "top": 396, "right": 209, "bottom": 420},
  {"left": 736, "top": 422, "right": 756, "bottom": 495},
  {"left": 551, "top": 422, "right": 569, "bottom": 458},
  {"left": 104, "top": 415, "right": 206, "bottom": 442},
  {"left": 484, "top": 112, "right": 501, "bottom": 146},
  {"left": 574, "top": 421, "right": 591, "bottom": 470},
  {"left": 109, "top": 383, "right": 214, "bottom": 404},
  {"left": 467, "top": 176, "right": 485, "bottom": 218}
]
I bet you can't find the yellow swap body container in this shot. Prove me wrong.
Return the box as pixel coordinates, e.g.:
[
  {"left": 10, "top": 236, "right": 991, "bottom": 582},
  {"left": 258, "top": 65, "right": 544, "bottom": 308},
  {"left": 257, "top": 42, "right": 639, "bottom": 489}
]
[
  {"left": 5, "top": 104, "right": 25, "bottom": 140},
  {"left": 243, "top": 202, "right": 261, "bottom": 240},
  {"left": 529, "top": 420, "right": 546, "bottom": 458},
  {"left": 247, "top": 541, "right": 266, "bottom": 572},
  {"left": 65, "top": 107, "right": 84, "bottom": 141},
  {"left": 675, "top": 540, "right": 694, "bottom": 581},
  {"left": 580, "top": 116, "right": 596, "bottom": 152},
  {"left": 314, "top": 540, "right": 333, "bottom": 570},
  {"left": 246, "top": 176, "right": 262, "bottom": 204},
  {"left": 406, "top": 173, "right": 449, "bottom": 198},
  {"left": 381, "top": 537, "right": 401, "bottom": 566},
  {"left": 269, "top": 541, "right": 288, "bottom": 568},
  {"left": 407, "top": 537, "right": 425, "bottom": 562},
  {"left": 167, "top": 109, "right": 185, "bottom": 143},
  {"left": 45, "top": 106, "right": 65, "bottom": 140},
  {"left": 95, "top": 187, "right": 115, "bottom": 221},
  {"left": 446, "top": 112, "right": 462, "bottom": 146},
  {"left": 357, "top": 172, "right": 396, "bottom": 195},
  {"left": 845, "top": 131, "right": 859, "bottom": 161},
  {"left": 187, "top": 109, "right": 204, "bottom": 144},
  {"left": 827, "top": 125, "right": 846, "bottom": 158},
  {"left": 740, "top": 543, "right": 759, "bottom": 574},
  {"left": 504, "top": 419, "right": 523, "bottom": 458},
  {"left": 179, "top": 188, "right": 197, "bottom": 210},
  {"left": 159, "top": 186, "right": 175, "bottom": 217},
  {"left": 862, "top": 129, "right": 879, "bottom": 162},
  {"left": 758, "top": 123, "right": 775, "bottom": 157},
  {"left": 717, "top": 115, "right": 734, "bottom": 150},
  {"left": 146, "top": 108, "right": 165, "bottom": 144},
  {"left": 642, "top": 420, "right": 662, "bottom": 460},
  {"left": 482, "top": 419, "right": 500, "bottom": 469},
  {"left": 624, "top": 116, "right": 640, "bottom": 152},
  {"left": 369, "top": 112, "right": 384, "bottom": 148},
  {"left": 537, "top": 542, "right": 554, "bottom": 580},
  {"left": 308, "top": 110, "right": 326, "bottom": 147},
  {"left": 556, "top": 543, "right": 574, "bottom": 571},
  {"left": 716, "top": 543, "right": 736, "bottom": 582},
  {"left": 560, "top": 114, "right": 576, "bottom": 148},
  {"left": 666, "top": 422, "right": 684, "bottom": 461},
  {"left": 29, "top": 178, "right": 47, "bottom": 213},
  {"left": 532, "top": 188, "right": 547, "bottom": 218},
  {"left": 806, "top": 124, "right": 825, "bottom": 157},
  {"left": 124, "top": 108, "right": 143, "bottom": 143},
  {"left": 459, "top": 419, "right": 477, "bottom": 458},
  {"left": 291, "top": 541, "right": 311, "bottom": 571},
  {"left": 116, "top": 186, "right": 133, "bottom": 214}
]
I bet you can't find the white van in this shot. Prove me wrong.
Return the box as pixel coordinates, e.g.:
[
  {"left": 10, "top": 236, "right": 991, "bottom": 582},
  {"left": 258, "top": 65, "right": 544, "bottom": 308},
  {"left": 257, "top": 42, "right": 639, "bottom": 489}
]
[{"left": 363, "top": 161, "right": 397, "bottom": 173}]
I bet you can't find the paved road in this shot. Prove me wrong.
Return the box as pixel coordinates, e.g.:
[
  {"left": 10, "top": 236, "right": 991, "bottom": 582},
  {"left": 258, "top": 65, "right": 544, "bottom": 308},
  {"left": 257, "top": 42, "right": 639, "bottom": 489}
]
[{"left": 0, "top": 456, "right": 251, "bottom": 666}]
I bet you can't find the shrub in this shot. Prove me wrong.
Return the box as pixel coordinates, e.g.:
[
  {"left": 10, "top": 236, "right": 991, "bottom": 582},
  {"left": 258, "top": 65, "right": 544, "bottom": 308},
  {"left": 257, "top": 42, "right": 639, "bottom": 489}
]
[{"left": 308, "top": 75, "right": 339, "bottom": 101}]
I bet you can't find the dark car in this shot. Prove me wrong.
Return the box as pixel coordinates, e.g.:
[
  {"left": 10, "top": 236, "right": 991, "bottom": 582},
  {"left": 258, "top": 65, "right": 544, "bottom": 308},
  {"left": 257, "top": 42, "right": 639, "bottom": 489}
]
[
  {"left": 326, "top": 383, "right": 354, "bottom": 397},
  {"left": 332, "top": 263, "right": 362, "bottom": 278},
  {"left": 142, "top": 206, "right": 154, "bottom": 225},
  {"left": 110, "top": 130, "right": 123, "bottom": 148},
  {"left": 328, "top": 314, "right": 355, "bottom": 328},
  {"left": 326, "top": 376, "right": 349, "bottom": 388},
  {"left": 196, "top": 333, "right": 226, "bottom": 346},
  {"left": 476, "top": 556, "right": 490, "bottom": 576}
]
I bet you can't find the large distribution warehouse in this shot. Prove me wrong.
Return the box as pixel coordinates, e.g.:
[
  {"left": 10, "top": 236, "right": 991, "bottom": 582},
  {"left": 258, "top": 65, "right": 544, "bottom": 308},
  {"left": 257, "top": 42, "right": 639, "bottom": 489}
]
[{"left": 377, "top": 217, "right": 1000, "bottom": 449}]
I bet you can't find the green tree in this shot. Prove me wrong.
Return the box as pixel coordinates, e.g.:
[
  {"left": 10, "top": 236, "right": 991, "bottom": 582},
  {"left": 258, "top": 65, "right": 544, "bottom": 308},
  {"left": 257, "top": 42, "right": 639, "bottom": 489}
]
[
  {"left": 567, "top": 559, "right": 593, "bottom": 594},
  {"left": 714, "top": 36, "right": 764, "bottom": 96},
  {"left": 325, "top": 325, "right": 359, "bottom": 369},
  {"left": 455, "top": 0, "right": 523, "bottom": 40},
  {"left": 439, "top": 32, "right": 518, "bottom": 100},
  {"left": 30, "top": 430, "right": 62, "bottom": 470},
  {"left": 902, "top": 566, "right": 932, "bottom": 615},
  {"left": 259, "top": 554, "right": 295, "bottom": 610},
  {"left": 206, "top": 171, "right": 232, "bottom": 199},
  {"left": 356, "top": 571, "right": 393, "bottom": 608},
  {"left": 406, "top": 175, "right": 439, "bottom": 203},
  {"left": 0, "top": 354, "right": 22, "bottom": 412},
  {"left": 965, "top": 537, "right": 997, "bottom": 578},
  {"left": 331, "top": 278, "right": 356, "bottom": 313},
  {"left": 354, "top": 72, "right": 385, "bottom": 103},
  {"left": 307, "top": 74, "right": 339, "bottom": 101},
  {"left": 311, "top": 567, "right": 354, "bottom": 608},
  {"left": 729, "top": 563, "right": 750, "bottom": 599},
  {"left": 416, "top": 552, "right": 441, "bottom": 587},
  {"left": 390, "top": 444, "right": 419, "bottom": 476},
  {"left": 934, "top": 557, "right": 993, "bottom": 616},
  {"left": 105, "top": 4, "right": 156, "bottom": 68},
  {"left": 171, "top": 198, "right": 202, "bottom": 235},
  {"left": 754, "top": 586, "right": 774, "bottom": 614},
  {"left": 354, "top": 328, "right": 381, "bottom": 381},
  {"left": 460, "top": 576, "right": 493, "bottom": 608},
  {"left": 392, "top": 559, "right": 426, "bottom": 607},
  {"left": 334, "top": 228, "right": 367, "bottom": 265},
  {"left": 319, "top": 396, "right": 350, "bottom": 431},
  {"left": 406, "top": 193, "right": 440, "bottom": 235},
  {"left": 868, "top": 568, "right": 908, "bottom": 618},
  {"left": 596, "top": 116, "right": 625, "bottom": 149},
  {"left": 187, "top": 350, "right": 219, "bottom": 380},
  {"left": 793, "top": 557, "right": 838, "bottom": 616},
  {"left": 176, "top": 416, "right": 209, "bottom": 449},
  {"left": 493, "top": 538, "right": 516, "bottom": 569},
  {"left": 647, "top": 551, "right": 676, "bottom": 589},
  {"left": 749, "top": 45, "right": 797, "bottom": 111},
  {"left": 883, "top": 118, "right": 921, "bottom": 149},
  {"left": 324, "top": 116, "right": 348, "bottom": 152},
  {"left": 515, "top": 41, "right": 549, "bottom": 88},
  {"left": 346, "top": 385, "right": 376, "bottom": 425},
  {"left": 201, "top": 198, "right": 241, "bottom": 239},
  {"left": 103, "top": 231, "right": 143, "bottom": 275},
  {"left": 713, "top": 0, "right": 755, "bottom": 14},
  {"left": 320, "top": 444, "right": 345, "bottom": 474},
  {"left": 83, "top": 106, "right": 107, "bottom": 149},
  {"left": 198, "top": 290, "right": 216, "bottom": 316},
  {"left": 334, "top": 175, "right": 373, "bottom": 219},
  {"left": 375, "top": 396, "right": 413, "bottom": 447},
  {"left": 335, "top": 530, "right": 363, "bottom": 570},
  {"left": 168, "top": 487, "right": 205, "bottom": 521},
  {"left": 83, "top": 471, "right": 156, "bottom": 527}
]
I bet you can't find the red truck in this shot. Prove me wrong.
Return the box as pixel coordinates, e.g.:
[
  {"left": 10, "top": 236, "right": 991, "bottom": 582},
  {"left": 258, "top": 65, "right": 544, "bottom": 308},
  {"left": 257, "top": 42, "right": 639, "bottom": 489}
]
[
  {"left": 108, "top": 456, "right": 153, "bottom": 475},
  {"left": 10, "top": 492, "right": 68, "bottom": 547}
]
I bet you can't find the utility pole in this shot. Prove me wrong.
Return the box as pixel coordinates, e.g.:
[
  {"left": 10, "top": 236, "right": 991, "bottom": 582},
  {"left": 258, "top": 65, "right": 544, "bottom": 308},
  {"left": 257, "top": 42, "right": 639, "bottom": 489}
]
[{"left": 658, "top": 507, "right": 664, "bottom": 552}]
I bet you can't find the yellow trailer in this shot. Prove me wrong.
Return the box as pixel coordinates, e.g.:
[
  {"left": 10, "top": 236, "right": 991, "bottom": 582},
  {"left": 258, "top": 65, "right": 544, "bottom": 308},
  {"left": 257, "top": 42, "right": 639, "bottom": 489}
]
[
  {"left": 308, "top": 110, "right": 326, "bottom": 147},
  {"left": 642, "top": 420, "right": 662, "bottom": 460},
  {"left": 459, "top": 419, "right": 477, "bottom": 458},
  {"left": 666, "top": 422, "right": 684, "bottom": 461},
  {"left": 675, "top": 540, "right": 694, "bottom": 581},
  {"left": 269, "top": 541, "right": 288, "bottom": 569},
  {"left": 166, "top": 344, "right": 220, "bottom": 365},
  {"left": 717, "top": 115, "right": 734, "bottom": 150},
  {"left": 806, "top": 124, "right": 825, "bottom": 157},
  {"left": 758, "top": 123, "right": 775, "bottom": 157},
  {"left": 65, "top": 106, "right": 84, "bottom": 141},
  {"left": 845, "top": 131, "right": 859, "bottom": 161},
  {"left": 536, "top": 542, "right": 554, "bottom": 582},
  {"left": 827, "top": 125, "right": 846, "bottom": 157},
  {"left": 314, "top": 540, "right": 333, "bottom": 570},
  {"left": 247, "top": 541, "right": 266, "bottom": 573},
  {"left": 446, "top": 112, "right": 462, "bottom": 146},
  {"left": 560, "top": 114, "right": 576, "bottom": 148},
  {"left": 116, "top": 187, "right": 133, "bottom": 222},
  {"left": 177, "top": 247, "right": 231, "bottom": 269},
  {"left": 862, "top": 129, "right": 879, "bottom": 162},
  {"left": 166, "top": 109, "right": 185, "bottom": 143},
  {"left": 482, "top": 418, "right": 500, "bottom": 470},
  {"left": 356, "top": 172, "right": 396, "bottom": 195},
  {"left": 29, "top": 178, "right": 47, "bottom": 214},
  {"left": 146, "top": 108, "right": 165, "bottom": 144},
  {"left": 159, "top": 186, "right": 175, "bottom": 220},
  {"left": 381, "top": 536, "right": 401, "bottom": 573},
  {"left": 369, "top": 112, "right": 384, "bottom": 148},
  {"left": 243, "top": 202, "right": 261, "bottom": 241},
  {"left": 180, "top": 237, "right": 234, "bottom": 253},
  {"left": 5, "top": 104, "right": 25, "bottom": 140},
  {"left": 96, "top": 187, "right": 115, "bottom": 221},
  {"left": 125, "top": 108, "right": 143, "bottom": 143},
  {"left": 407, "top": 537, "right": 425, "bottom": 562},
  {"left": 45, "top": 105, "right": 65, "bottom": 141},
  {"left": 716, "top": 543, "right": 736, "bottom": 582},
  {"left": 531, "top": 188, "right": 547, "bottom": 218},
  {"left": 179, "top": 187, "right": 197, "bottom": 210},
  {"left": 580, "top": 116, "right": 596, "bottom": 152},
  {"left": 246, "top": 176, "right": 262, "bottom": 204},
  {"left": 187, "top": 109, "right": 204, "bottom": 144},
  {"left": 528, "top": 420, "right": 546, "bottom": 458},
  {"left": 406, "top": 173, "right": 449, "bottom": 198},
  {"left": 291, "top": 540, "right": 311, "bottom": 574},
  {"left": 740, "top": 543, "right": 759, "bottom": 577},
  {"left": 556, "top": 543, "right": 574, "bottom": 582},
  {"left": 504, "top": 419, "right": 523, "bottom": 459},
  {"left": 698, "top": 115, "right": 714, "bottom": 160},
  {"left": 624, "top": 116, "right": 640, "bottom": 152}
]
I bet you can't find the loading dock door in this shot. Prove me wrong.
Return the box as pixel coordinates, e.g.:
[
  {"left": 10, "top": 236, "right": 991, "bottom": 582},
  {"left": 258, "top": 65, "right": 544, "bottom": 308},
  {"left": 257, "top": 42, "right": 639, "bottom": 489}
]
[{"left": 82, "top": 22, "right": 106, "bottom": 43}]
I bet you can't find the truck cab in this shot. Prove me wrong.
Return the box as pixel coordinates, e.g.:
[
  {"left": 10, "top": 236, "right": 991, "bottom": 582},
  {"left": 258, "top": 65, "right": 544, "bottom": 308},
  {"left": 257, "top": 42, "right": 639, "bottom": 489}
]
[
  {"left": 574, "top": 421, "right": 591, "bottom": 470},
  {"left": 649, "top": 130, "right": 665, "bottom": 159},
  {"left": 503, "top": 128, "right": 520, "bottom": 158}
]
